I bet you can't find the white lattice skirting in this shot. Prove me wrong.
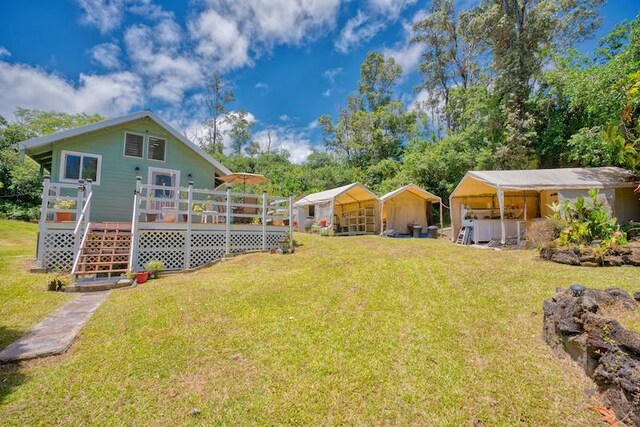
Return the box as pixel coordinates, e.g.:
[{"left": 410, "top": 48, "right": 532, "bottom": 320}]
[
  {"left": 42, "top": 230, "right": 77, "bottom": 272},
  {"left": 136, "top": 229, "right": 286, "bottom": 271}
]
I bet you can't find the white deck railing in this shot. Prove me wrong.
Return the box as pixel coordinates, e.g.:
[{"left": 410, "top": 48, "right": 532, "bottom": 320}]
[
  {"left": 128, "top": 177, "right": 294, "bottom": 271},
  {"left": 36, "top": 175, "right": 94, "bottom": 269}
]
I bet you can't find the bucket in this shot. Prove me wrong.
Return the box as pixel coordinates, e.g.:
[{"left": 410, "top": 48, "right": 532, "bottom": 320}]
[{"left": 136, "top": 271, "right": 149, "bottom": 284}]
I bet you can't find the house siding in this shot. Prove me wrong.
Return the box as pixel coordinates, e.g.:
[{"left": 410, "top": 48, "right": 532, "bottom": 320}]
[{"left": 49, "top": 117, "right": 221, "bottom": 222}]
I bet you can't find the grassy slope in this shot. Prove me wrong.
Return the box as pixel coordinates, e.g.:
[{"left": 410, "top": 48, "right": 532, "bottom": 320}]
[
  {"left": 1, "top": 221, "right": 638, "bottom": 425},
  {"left": 0, "top": 221, "right": 72, "bottom": 349}
]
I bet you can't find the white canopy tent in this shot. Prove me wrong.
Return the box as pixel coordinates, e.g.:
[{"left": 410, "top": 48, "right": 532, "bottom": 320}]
[
  {"left": 293, "top": 183, "right": 380, "bottom": 235},
  {"left": 380, "top": 184, "right": 443, "bottom": 235},
  {"left": 450, "top": 167, "right": 640, "bottom": 244}
]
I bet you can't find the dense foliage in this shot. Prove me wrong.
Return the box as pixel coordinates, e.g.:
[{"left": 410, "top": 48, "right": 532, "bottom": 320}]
[{"left": 549, "top": 189, "right": 627, "bottom": 247}]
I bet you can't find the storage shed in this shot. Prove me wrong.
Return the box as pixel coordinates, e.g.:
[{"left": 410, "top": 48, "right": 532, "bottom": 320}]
[
  {"left": 294, "top": 183, "right": 380, "bottom": 235},
  {"left": 450, "top": 167, "right": 640, "bottom": 245},
  {"left": 380, "top": 184, "right": 442, "bottom": 236}
]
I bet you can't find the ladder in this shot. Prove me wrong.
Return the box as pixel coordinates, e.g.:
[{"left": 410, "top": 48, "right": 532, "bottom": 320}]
[{"left": 456, "top": 226, "right": 473, "bottom": 245}]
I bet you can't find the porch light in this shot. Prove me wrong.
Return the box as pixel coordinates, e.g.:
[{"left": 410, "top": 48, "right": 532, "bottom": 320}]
[
  {"left": 570, "top": 284, "right": 586, "bottom": 297},
  {"left": 188, "top": 173, "right": 192, "bottom": 179},
  {"left": 135, "top": 166, "right": 140, "bottom": 174}
]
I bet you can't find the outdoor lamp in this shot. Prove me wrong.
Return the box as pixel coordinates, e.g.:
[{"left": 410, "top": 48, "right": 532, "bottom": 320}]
[{"left": 135, "top": 166, "right": 140, "bottom": 174}]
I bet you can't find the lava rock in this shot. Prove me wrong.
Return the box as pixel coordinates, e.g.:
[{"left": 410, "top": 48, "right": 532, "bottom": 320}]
[{"left": 543, "top": 287, "right": 640, "bottom": 426}]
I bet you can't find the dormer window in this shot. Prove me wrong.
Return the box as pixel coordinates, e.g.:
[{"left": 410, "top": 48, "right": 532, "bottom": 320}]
[{"left": 124, "top": 132, "right": 144, "bottom": 158}]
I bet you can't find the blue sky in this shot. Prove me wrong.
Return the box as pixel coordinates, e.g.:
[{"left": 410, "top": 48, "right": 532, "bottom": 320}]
[{"left": 0, "top": 1, "right": 637, "bottom": 162}]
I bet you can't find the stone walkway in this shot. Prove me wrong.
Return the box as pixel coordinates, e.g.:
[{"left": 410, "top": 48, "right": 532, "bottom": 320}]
[{"left": 0, "top": 291, "right": 110, "bottom": 363}]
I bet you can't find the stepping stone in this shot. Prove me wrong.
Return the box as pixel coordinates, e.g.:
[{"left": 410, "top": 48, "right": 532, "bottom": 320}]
[{"left": 0, "top": 291, "right": 110, "bottom": 363}]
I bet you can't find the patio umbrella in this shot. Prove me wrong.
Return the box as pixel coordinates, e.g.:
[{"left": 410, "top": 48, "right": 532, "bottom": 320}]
[{"left": 219, "top": 172, "right": 268, "bottom": 192}]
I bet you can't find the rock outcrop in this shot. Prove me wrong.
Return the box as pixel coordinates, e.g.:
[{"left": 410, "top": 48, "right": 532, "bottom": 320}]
[
  {"left": 544, "top": 287, "right": 640, "bottom": 425},
  {"left": 540, "top": 246, "right": 640, "bottom": 267}
]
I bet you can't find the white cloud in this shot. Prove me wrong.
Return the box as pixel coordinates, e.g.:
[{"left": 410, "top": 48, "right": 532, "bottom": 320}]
[
  {"left": 382, "top": 11, "right": 427, "bottom": 75},
  {"left": 0, "top": 46, "right": 11, "bottom": 58},
  {"left": 90, "top": 43, "right": 122, "bottom": 69},
  {"left": 188, "top": 9, "right": 252, "bottom": 71},
  {"left": 76, "top": 0, "right": 126, "bottom": 34},
  {"left": 179, "top": 110, "right": 256, "bottom": 151},
  {"left": 254, "top": 126, "right": 313, "bottom": 164},
  {"left": 367, "top": 0, "right": 417, "bottom": 19},
  {"left": 124, "top": 20, "right": 203, "bottom": 103},
  {"left": 188, "top": 0, "right": 342, "bottom": 71},
  {"left": 322, "top": 67, "right": 343, "bottom": 97},
  {"left": 335, "top": 10, "right": 385, "bottom": 54},
  {"left": 0, "top": 59, "right": 142, "bottom": 119},
  {"left": 279, "top": 114, "right": 292, "bottom": 122},
  {"left": 254, "top": 82, "right": 269, "bottom": 92}
]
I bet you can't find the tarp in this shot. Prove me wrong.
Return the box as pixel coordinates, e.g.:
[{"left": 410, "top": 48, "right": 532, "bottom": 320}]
[
  {"left": 381, "top": 184, "right": 443, "bottom": 234},
  {"left": 449, "top": 166, "right": 640, "bottom": 243},
  {"left": 293, "top": 183, "right": 379, "bottom": 207},
  {"left": 451, "top": 167, "right": 638, "bottom": 198}
]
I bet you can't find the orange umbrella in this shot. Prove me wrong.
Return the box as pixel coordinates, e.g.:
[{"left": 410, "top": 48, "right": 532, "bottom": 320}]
[{"left": 219, "top": 172, "right": 268, "bottom": 191}]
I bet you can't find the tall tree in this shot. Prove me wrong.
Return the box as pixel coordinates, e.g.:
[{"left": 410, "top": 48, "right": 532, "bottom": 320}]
[
  {"left": 472, "top": 0, "right": 604, "bottom": 168},
  {"left": 358, "top": 51, "right": 402, "bottom": 111},
  {"left": 226, "top": 110, "right": 254, "bottom": 155},
  {"left": 202, "top": 72, "right": 234, "bottom": 154},
  {"left": 412, "top": 0, "right": 485, "bottom": 131}
]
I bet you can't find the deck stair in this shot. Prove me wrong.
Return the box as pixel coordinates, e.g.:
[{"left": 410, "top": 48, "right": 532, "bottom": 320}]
[{"left": 72, "top": 222, "right": 132, "bottom": 281}]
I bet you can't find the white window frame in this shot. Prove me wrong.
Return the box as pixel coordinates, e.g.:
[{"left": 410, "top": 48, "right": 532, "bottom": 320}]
[
  {"left": 123, "top": 131, "right": 145, "bottom": 159},
  {"left": 146, "top": 134, "right": 167, "bottom": 162},
  {"left": 59, "top": 150, "right": 102, "bottom": 185}
]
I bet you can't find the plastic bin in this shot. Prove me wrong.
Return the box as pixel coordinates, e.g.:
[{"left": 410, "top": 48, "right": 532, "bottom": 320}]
[
  {"left": 412, "top": 225, "right": 422, "bottom": 238},
  {"left": 426, "top": 226, "right": 439, "bottom": 238}
]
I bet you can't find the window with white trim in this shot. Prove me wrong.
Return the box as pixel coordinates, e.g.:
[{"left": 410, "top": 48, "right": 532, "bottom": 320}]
[
  {"left": 124, "top": 132, "right": 144, "bottom": 158},
  {"left": 60, "top": 151, "right": 101, "bottom": 184},
  {"left": 147, "top": 136, "right": 166, "bottom": 161}
]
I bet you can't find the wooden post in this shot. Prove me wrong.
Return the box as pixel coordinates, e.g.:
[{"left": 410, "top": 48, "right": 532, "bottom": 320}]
[
  {"left": 288, "top": 195, "right": 294, "bottom": 253},
  {"left": 74, "top": 179, "right": 85, "bottom": 257},
  {"left": 185, "top": 182, "right": 193, "bottom": 269},
  {"left": 84, "top": 179, "right": 93, "bottom": 223},
  {"left": 225, "top": 187, "right": 231, "bottom": 254},
  {"left": 262, "top": 190, "right": 267, "bottom": 250},
  {"left": 129, "top": 176, "right": 142, "bottom": 272},
  {"left": 439, "top": 201, "right": 443, "bottom": 234},
  {"left": 36, "top": 175, "right": 50, "bottom": 268}
]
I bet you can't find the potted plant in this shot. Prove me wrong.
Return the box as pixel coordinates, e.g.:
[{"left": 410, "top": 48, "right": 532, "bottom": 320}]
[
  {"left": 146, "top": 194, "right": 157, "bottom": 222},
  {"left": 192, "top": 204, "right": 203, "bottom": 223},
  {"left": 135, "top": 271, "right": 149, "bottom": 284},
  {"left": 144, "top": 259, "right": 165, "bottom": 279},
  {"left": 53, "top": 198, "right": 76, "bottom": 222}
]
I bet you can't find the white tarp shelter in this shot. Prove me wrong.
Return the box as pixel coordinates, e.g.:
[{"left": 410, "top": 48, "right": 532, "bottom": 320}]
[
  {"left": 380, "top": 184, "right": 443, "bottom": 235},
  {"left": 293, "top": 183, "right": 380, "bottom": 235},
  {"left": 450, "top": 166, "right": 640, "bottom": 244}
]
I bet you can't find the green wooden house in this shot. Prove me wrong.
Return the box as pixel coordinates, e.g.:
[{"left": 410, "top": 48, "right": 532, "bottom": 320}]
[
  {"left": 18, "top": 110, "right": 292, "bottom": 287},
  {"left": 19, "top": 110, "right": 232, "bottom": 222}
]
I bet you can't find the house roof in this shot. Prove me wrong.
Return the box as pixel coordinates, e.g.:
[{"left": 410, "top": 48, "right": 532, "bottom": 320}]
[
  {"left": 381, "top": 184, "right": 441, "bottom": 203},
  {"left": 451, "top": 167, "right": 639, "bottom": 198},
  {"left": 18, "top": 110, "right": 232, "bottom": 175},
  {"left": 294, "top": 182, "right": 379, "bottom": 207}
]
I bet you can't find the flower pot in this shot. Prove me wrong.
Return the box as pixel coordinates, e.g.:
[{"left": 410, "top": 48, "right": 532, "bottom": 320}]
[
  {"left": 56, "top": 212, "right": 73, "bottom": 222},
  {"left": 146, "top": 213, "right": 157, "bottom": 222},
  {"left": 135, "top": 271, "right": 149, "bottom": 284}
]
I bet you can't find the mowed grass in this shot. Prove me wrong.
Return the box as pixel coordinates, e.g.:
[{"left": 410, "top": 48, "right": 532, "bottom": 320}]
[
  {"left": 0, "top": 220, "right": 72, "bottom": 349},
  {"left": 1, "top": 221, "right": 639, "bottom": 425}
]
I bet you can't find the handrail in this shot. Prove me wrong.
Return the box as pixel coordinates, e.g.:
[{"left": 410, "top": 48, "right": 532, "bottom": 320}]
[
  {"left": 71, "top": 221, "right": 91, "bottom": 274},
  {"left": 74, "top": 191, "right": 93, "bottom": 235}
]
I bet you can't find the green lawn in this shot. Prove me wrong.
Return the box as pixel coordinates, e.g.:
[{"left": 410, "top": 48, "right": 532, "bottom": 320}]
[{"left": 1, "top": 220, "right": 638, "bottom": 425}]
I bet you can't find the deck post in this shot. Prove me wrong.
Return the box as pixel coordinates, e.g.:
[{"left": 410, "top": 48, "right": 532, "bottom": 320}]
[
  {"left": 262, "top": 190, "right": 267, "bottom": 250},
  {"left": 74, "top": 180, "right": 85, "bottom": 258},
  {"left": 129, "top": 176, "right": 142, "bottom": 272},
  {"left": 36, "top": 175, "right": 51, "bottom": 268},
  {"left": 84, "top": 179, "right": 93, "bottom": 222},
  {"left": 288, "top": 195, "right": 294, "bottom": 253},
  {"left": 225, "top": 187, "right": 231, "bottom": 254},
  {"left": 185, "top": 181, "right": 193, "bottom": 269}
]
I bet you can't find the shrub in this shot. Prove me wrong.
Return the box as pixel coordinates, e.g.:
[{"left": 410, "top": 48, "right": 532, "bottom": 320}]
[
  {"left": 47, "top": 274, "right": 69, "bottom": 292},
  {"left": 144, "top": 260, "right": 165, "bottom": 279},
  {"left": 548, "top": 188, "right": 627, "bottom": 248}
]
